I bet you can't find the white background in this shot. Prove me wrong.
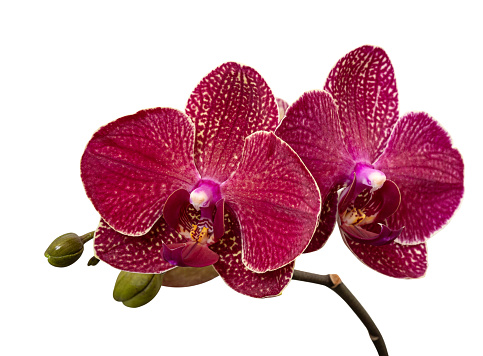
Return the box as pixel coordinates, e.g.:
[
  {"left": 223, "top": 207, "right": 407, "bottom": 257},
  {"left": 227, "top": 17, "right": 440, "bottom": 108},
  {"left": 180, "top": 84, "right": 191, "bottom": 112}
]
[{"left": 1, "top": 1, "right": 481, "bottom": 355}]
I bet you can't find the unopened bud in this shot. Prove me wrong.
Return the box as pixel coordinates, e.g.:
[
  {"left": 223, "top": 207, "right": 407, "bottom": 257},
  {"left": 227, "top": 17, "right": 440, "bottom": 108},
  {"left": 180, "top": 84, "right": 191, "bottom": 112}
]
[
  {"left": 113, "top": 271, "right": 163, "bottom": 308},
  {"left": 44, "top": 233, "right": 84, "bottom": 267}
]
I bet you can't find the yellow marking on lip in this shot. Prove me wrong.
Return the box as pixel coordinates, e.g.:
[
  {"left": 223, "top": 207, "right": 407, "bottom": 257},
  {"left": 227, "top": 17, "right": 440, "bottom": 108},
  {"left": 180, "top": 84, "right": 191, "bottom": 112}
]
[
  {"left": 190, "top": 225, "right": 209, "bottom": 243},
  {"left": 343, "top": 207, "right": 366, "bottom": 225}
]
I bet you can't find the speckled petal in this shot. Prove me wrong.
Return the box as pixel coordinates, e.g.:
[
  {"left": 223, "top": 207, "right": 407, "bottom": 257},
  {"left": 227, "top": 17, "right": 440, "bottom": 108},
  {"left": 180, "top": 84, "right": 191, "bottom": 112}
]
[
  {"left": 324, "top": 46, "right": 399, "bottom": 162},
  {"left": 82, "top": 108, "right": 200, "bottom": 236},
  {"left": 275, "top": 90, "right": 353, "bottom": 253},
  {"left": 374, "top": 112, "right": 464, "bottom": 244},
  {"left": 343, "top": 235, "right": 428, "bottom": 278},
  {"left": 221, "top": 131, "right": 321, "bottom": 273},
  {"left": 212, "top": 207, "right": 294, "bottom": 298},
  {"left": 186, "top": 62, "right": 279, "bottom": 183},
  {"left": 276, "top": 90, "right": 354, "bottom": 198},
  {"left": 94, "top": 218, "right": 184, "bottom": 273},
  {"left": 304, "top": 189, "right": 338, "bottom": 253}
]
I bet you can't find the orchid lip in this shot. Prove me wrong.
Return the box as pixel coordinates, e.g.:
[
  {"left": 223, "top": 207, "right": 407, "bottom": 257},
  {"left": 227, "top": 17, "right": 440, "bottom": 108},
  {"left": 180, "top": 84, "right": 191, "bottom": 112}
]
[{"left": 338, "top": 169, "right": 403, "bottom": 246}]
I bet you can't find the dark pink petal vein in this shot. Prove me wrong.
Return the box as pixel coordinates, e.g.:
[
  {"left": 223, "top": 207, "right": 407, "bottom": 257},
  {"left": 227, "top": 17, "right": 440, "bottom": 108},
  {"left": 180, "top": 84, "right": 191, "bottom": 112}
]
[
  {"left": 324, "top": 46, "right": 399, "bottom": 163},
  {"left": 221, "top": 131, "right": 321, "bottom": 273},
  {"left": 186, "top": 62, "right": 279, "bottom": 183},
  {"left": 374, "top": 112, "right": 464, "bottom": 244},
  {"left": 81, "top": 108, "right": 200, "bottom": 236}
]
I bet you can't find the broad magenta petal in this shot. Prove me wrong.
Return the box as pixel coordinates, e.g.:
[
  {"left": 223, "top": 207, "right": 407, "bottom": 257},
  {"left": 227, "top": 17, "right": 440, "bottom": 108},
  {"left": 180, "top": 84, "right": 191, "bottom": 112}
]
[
  {"left": 221, "top": 131, "right": 321, "bottom": 273},
  {"left": 212, "top": 208, "right": 294, "bottom": 298},
  {"left": 276, "top": 90, "right": 354, "bottom": 204},
  {"left": 324, "top": 46, "right": 399, "bottom": 162},
  {"left": 374, "top": 112, "right": 464, "bottom": 244},
  {"left": 186, "top": 62, "right": 279, "bottom": 183},
  {"left": 304, "top": 188, "right": 338, "bottom": 253},
  {"left": 82, "top": 108, "right": 200, "bottom": 236},
  {"left": 94, "top": 218, "right": 183, "bottom": 273},
  {"left": 343, "top": 236, "right": 428, "bottom": 278},
  {"left": 162, "top": 241, "right": 219, "bottom": 268}
]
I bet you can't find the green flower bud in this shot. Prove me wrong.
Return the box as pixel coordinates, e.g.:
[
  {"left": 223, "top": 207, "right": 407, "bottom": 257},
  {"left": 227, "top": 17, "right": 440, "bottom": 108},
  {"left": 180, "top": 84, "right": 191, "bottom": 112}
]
[
  {"left": 44, "top": 233, "right": 84, "bottom": 267},
  {"left": 113, "top": 271, "right": 163, "bottom": 308}
]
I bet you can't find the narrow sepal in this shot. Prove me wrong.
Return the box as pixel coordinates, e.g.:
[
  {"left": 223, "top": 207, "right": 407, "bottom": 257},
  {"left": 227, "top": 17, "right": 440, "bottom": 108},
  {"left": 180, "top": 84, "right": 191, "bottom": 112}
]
[
  {"left": 343, "top": 237, "right": 428, "bottom": 278},
  {"left": 94, "top": 218, "right": 183, "bottom": 273},
  {"left": 186, "top": 62, "right": 279, "bottom": 182},
  {"left": 221, "top": 131, "right": 321, "bottom": 272},
  {"left": 81, "top": 108, "right": 200, "bottom": 236},
  {"left": 212, "top": 208, "right": 294, "bottom": 298},
  {"left": 374, "top": 112, "right": 464, "bottom": 244},
  {"left": 324, "top": 46, "right": 399, "bottom": 162}
]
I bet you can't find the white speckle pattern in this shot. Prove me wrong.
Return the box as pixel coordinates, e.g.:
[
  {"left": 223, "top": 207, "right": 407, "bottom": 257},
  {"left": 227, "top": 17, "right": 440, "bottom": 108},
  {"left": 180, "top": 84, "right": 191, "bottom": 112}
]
[
  {"left": 342, "top": 230, "right": 428, "bottom": 278},
  {"left": 211, "top": 207, "right": 294, "bottom": 298},
  {"left": 324, "top": 46, "right": 399, "bottom": 163},
  {"left": 374, "top": 112, "right": 464, "bottom": 244},
  {"left": 221, "top": 131, "right": 321, "bottom": 273},
  {"left": 186, "top": 62, "right": 279, "bottom": 183},
  {"left": 81, "top": 108, "right": 201, "bottom": 236},
  {"left": 94, "top": 218, "right": 184, "bottom": 273}
]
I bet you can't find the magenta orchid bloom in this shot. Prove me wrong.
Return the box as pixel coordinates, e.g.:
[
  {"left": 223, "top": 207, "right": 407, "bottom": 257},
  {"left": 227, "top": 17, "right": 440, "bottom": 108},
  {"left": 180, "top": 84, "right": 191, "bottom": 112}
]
[
  {"left": 276, "top": 46, "right": 464, "bottom": 278},
  {"left": 81, "top": 62, "right": 321, "bottom": 297}
]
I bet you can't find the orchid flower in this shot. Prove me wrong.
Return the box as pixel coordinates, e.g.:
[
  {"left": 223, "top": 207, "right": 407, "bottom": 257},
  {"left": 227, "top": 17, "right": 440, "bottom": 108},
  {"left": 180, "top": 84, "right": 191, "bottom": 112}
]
[
  {"left": 276, "top": 46, "right": 464, "bottom": 278},
  {"left": 81, "top": 62, "right": 321, "bottom": 297}
]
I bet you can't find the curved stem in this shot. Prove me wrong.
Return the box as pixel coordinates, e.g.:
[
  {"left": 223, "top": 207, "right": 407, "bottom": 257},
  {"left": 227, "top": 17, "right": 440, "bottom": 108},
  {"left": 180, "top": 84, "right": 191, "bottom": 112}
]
[
  {"left": 80, "top": 231, "right": 95, "bottom": 244},
  {"left": 292, "top": 270, "right": 388, "bottom": 356}
]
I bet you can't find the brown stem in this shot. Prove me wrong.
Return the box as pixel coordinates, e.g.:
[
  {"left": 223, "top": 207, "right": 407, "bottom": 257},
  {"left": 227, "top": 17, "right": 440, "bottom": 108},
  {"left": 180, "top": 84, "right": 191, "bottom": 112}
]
[{"left": 292, "top": 270, "right": 388, "bottom": 356}]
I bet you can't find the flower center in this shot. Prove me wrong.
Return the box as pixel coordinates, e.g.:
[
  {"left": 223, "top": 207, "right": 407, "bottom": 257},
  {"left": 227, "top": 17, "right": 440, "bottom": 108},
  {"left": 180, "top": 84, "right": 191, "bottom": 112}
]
[
  {"left": 342, "top": 206, "right": 366, "bottom": 225},
  {"left": 354, "top": 163, "right": 386, "bottom": 191}
]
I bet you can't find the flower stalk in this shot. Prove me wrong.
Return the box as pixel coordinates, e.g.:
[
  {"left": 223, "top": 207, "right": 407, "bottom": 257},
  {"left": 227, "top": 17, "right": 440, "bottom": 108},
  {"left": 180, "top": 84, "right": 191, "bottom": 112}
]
[
  {"left": 80, "top": 231, "right": 95, "bottom": 244},
  {"left": 292, "top": 270, "right": 387, "bottom": 356}
]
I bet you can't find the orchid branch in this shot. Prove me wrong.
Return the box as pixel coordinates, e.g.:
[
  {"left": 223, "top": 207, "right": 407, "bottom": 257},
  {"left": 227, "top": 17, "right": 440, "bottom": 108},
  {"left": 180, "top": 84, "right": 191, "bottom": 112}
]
[{"left": 292, "top": 270, "right": 388, "bottom": 356}]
